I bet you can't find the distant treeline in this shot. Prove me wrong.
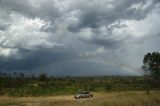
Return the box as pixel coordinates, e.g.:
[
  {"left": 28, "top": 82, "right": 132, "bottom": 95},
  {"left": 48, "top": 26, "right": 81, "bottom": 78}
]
[{"left": 0, "top": 71, "right": 157, "bottom": 97}]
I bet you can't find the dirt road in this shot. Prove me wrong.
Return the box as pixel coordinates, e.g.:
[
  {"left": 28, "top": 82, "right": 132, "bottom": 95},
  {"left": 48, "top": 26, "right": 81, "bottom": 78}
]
[{"left": 1, "top": 91, "right": 160, "bottom": 106}]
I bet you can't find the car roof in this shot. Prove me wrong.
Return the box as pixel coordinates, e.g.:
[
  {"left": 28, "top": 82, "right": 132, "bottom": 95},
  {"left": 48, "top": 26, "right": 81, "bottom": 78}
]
[{"left": 78, "top": 91, "right": 90, "bottom": 93}]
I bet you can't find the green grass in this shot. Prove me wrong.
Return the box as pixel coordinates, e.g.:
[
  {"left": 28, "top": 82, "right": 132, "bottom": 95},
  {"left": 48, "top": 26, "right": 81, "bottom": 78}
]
[{"left": 1, "top": 76, "right": 153, "bottom": 97}]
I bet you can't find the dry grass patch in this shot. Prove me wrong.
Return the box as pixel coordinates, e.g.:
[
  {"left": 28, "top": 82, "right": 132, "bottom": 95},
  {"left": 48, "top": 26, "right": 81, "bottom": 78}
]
[{"left": 0, "top": 91, "right": 160, "bottom": 106}]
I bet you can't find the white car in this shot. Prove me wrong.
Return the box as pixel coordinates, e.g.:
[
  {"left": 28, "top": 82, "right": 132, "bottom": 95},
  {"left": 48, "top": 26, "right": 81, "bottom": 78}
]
[{"left": 74, "top": 91, "right": 93, "bottom": 99}]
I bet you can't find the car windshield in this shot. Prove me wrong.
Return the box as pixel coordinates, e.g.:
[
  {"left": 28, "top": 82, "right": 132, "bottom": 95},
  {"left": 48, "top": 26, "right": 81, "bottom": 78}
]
[{"left": 78, "top": 91, "right": 89, "bottom": 94}]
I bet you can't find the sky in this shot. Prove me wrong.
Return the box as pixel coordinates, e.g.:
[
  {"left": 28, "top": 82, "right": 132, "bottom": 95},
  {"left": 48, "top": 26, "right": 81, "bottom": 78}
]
[{"left": 0, "top": 0, "right": 160, "bottom": 76}]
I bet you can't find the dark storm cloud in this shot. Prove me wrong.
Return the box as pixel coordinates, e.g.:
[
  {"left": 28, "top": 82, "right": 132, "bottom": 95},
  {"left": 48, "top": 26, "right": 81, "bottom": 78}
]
[
  {"left": 91, "top": 38, "right": 122, "bottom": 49},
  {"left": 0, "top": 0, "right": 61, "bottom": 21},
  {"left": 67, "top": 0, "right": 158, "bottom": 32},
  {"left": 79, "top": 22, "right": 128, "bottom": 49},
  {"left": 0, "top": 47, "right": 77, "bottom": 71},
  {"left": 66, "top": 0, "right": 160, "bottom": 50},
  {"left": 0, "top": 0, "right": 160, "bottom": 76}
]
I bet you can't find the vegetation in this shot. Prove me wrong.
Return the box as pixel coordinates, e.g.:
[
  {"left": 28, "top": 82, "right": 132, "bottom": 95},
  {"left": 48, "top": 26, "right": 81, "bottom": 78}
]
[
  {"left": 142, "top": 52, "right": 160, "bottom": 88},
  {"left": 0, "top": 71, "right": 157, "bottom": 97}
]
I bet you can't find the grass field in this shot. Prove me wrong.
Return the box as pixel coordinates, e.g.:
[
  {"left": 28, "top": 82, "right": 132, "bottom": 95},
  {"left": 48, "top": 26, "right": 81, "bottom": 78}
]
[{"left": 0, "top": 91, "right": 160, "bottom": 106}]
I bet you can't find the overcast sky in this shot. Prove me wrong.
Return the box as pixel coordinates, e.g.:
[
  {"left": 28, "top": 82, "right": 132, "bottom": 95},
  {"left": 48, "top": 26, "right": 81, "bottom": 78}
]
[{"left": 0, "top": 0, "right": 160, "bottom": 76}]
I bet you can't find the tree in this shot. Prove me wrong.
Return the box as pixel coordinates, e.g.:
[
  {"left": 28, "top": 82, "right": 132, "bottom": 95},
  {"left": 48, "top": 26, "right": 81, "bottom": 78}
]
[{"left": 142, "top": 52, "right": 160, "bottom": 87}]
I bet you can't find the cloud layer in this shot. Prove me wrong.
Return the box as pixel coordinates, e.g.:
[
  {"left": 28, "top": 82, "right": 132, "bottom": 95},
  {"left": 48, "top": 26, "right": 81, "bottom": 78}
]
[{"left": 0, "top": 0, "right": 160, "bottom": 76}]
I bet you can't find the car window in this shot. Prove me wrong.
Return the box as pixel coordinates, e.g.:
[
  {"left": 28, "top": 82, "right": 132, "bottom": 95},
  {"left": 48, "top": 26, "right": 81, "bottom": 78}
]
[
  {"left": 78, "top": 91, "right": 90, "bottom": 94},
  {"left": 84, "top": 92, "right": 89, "bottom": 94}
]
